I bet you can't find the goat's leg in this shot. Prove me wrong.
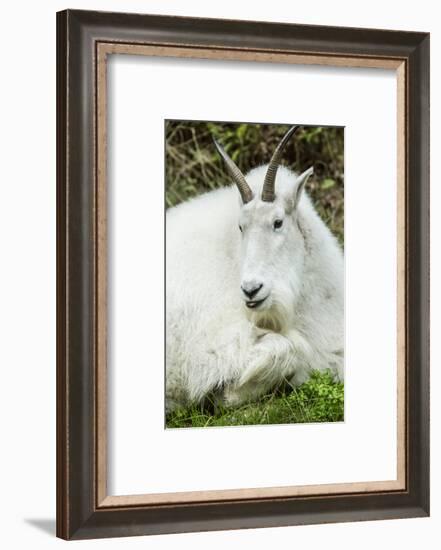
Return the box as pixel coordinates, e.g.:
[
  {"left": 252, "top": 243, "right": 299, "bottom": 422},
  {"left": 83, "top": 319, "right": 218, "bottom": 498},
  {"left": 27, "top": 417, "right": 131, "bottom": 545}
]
[
  {"left": 178, "top": 322, "right": 257, "bottom": 405},
  {"left": 222, "top": 332, "right": 301, "bottom": 406}
]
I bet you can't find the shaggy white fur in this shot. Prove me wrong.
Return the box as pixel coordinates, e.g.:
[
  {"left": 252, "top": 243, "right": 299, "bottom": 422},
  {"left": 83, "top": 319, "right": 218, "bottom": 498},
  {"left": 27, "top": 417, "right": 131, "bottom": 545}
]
[{"left": 166, "top": 164, "right": 344, "bottom": 412}]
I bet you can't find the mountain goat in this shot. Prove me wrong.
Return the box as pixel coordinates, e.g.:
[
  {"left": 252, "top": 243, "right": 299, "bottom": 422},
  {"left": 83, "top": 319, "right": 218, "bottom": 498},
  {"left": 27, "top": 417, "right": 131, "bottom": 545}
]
[{"left": 166, "top": 125, "right": 344, "bottom": 412}]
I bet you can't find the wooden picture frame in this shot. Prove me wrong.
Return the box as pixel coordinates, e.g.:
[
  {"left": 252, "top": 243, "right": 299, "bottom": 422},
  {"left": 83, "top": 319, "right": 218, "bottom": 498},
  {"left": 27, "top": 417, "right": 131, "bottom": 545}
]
[{"left": 56, "top": 9, "right": 430, "bottom": 540}]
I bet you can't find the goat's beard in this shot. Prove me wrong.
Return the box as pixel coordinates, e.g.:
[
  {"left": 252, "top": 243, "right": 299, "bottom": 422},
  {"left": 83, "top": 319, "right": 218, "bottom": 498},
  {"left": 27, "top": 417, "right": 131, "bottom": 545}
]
[{"left": 246, "top": 286, "right": 296, "bottom": 335}]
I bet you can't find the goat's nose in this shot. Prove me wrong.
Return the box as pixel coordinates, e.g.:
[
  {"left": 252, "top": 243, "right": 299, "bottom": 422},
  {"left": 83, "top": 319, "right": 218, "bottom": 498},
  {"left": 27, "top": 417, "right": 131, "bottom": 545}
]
[{"left": 241, "top": 282, "right": 263, "bottom": 299}]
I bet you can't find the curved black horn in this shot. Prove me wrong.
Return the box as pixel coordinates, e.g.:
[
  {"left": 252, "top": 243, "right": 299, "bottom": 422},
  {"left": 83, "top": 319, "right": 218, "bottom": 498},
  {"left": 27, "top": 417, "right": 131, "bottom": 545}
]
[
  {"left": 213, "top": 138, "right": 253, "bottom": 204},
  {"left": 261, "top": 125, "right": 300, "bottom": 202}
]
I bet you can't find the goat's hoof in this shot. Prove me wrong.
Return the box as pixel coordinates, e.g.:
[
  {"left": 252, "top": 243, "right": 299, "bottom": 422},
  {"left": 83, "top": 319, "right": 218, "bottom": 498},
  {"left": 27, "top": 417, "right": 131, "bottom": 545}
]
[{"left": 222, "top": 385, "right": 250, "bottom": 407}]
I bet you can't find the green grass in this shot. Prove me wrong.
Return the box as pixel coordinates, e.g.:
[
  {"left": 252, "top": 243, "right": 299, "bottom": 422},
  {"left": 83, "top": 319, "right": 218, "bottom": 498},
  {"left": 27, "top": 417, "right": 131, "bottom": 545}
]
[{"left": 166, "top": 370, "right": 344, "bottom": 429}]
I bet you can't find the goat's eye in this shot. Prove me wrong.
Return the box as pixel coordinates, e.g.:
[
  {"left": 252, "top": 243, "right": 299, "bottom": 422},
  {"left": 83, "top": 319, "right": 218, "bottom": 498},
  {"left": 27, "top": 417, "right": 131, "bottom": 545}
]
[
  {"left": 239, "top": 225, "right": 243, "bottom": 233},
  {"left": 273, "top": 219, "right": 283, "bottom": 230}
]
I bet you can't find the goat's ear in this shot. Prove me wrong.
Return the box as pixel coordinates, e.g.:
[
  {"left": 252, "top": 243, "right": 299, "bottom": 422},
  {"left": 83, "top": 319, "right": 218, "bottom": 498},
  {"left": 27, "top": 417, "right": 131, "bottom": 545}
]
[{"left": 293, "top": 166, "right": 313, "bottom": 209}]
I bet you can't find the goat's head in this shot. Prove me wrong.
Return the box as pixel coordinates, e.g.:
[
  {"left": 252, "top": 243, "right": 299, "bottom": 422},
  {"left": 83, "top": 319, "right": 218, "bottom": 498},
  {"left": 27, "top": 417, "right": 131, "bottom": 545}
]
[{"left": 214, "top": 126, "right": 313, "bottom": 329}]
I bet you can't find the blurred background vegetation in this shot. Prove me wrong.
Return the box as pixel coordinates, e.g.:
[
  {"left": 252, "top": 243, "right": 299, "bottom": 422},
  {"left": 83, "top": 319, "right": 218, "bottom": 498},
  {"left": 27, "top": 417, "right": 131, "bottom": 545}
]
[{"left": 165, "top": 121, "right": 344, "bottom": 244}]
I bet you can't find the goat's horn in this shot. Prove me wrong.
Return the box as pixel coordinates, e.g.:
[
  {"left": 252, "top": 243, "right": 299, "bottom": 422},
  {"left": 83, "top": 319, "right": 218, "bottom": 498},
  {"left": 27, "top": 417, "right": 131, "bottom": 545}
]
[
  {"left": 213, "top": 138, "right": 253, "bottom": 204},
  {"left": 261, "top": 125, "right": 300, "bottom": 202}
]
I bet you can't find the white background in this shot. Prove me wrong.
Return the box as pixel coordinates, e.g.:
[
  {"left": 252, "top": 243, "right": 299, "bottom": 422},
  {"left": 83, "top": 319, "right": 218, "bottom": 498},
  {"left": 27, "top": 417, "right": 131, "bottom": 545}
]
[
  {"left": 109, "top": 57, "right": 398, "bottom": 495},
  {"left": 0, "top": 1, "right": 437, "bottom": 549}
]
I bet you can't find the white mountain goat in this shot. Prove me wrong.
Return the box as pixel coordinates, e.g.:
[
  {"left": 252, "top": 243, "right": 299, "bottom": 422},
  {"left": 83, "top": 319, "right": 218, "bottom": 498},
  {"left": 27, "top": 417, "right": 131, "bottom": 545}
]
[{"left": 166, "top": 126, "right": 344, "bottom": 412}]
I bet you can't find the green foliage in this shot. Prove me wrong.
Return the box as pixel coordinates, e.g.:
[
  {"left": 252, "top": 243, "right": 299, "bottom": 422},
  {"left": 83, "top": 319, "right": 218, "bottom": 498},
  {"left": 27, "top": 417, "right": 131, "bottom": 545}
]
[
  {"left": 321, "top": 178, "right": 336, "bottom": 189},
  {"left": 295, "top": 370, "right": 344, "bottom": 422},
  {"left": 166, "top": 370, "right": 344, "bottom": 429},
  {"left": 165, "top": 121, "right": 344, "bottom": 245}
]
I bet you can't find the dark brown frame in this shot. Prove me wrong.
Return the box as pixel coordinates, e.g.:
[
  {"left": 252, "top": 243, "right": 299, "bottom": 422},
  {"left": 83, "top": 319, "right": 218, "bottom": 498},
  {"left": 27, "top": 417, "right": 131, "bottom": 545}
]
[{"left": 57, "top": 9, "right": 430, "bottom": 540}]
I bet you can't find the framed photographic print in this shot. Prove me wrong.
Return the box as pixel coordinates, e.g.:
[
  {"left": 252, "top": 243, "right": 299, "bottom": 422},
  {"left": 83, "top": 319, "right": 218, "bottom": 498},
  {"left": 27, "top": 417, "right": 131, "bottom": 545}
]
[{"left": 56, "top": 9, "right": 430, "bottom": 540}]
